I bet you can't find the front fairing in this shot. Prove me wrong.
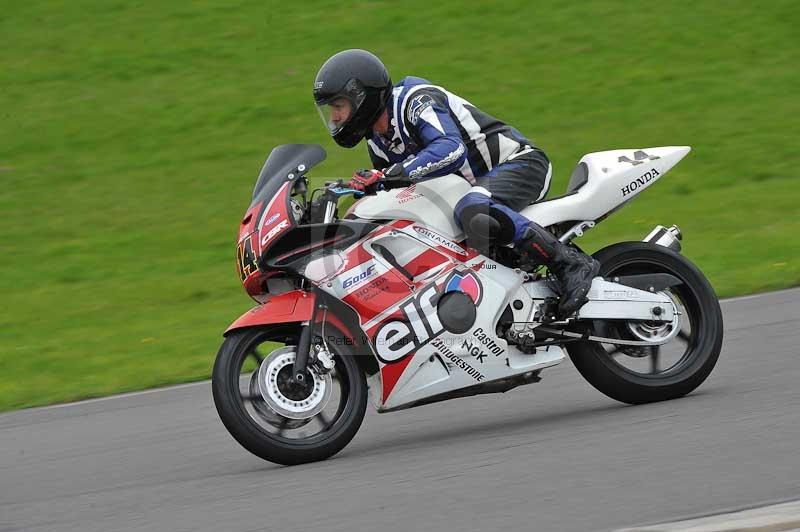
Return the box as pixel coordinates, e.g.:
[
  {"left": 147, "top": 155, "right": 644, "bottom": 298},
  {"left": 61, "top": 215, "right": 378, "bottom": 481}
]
[{"left": 236, "top": 144, "right": 326, "bottom": 297}]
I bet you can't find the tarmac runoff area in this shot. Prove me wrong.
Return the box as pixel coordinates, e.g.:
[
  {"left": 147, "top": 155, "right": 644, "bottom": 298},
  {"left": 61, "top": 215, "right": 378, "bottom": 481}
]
[{"left": 618, "top": 499, "right": 800, "bottom": 531}]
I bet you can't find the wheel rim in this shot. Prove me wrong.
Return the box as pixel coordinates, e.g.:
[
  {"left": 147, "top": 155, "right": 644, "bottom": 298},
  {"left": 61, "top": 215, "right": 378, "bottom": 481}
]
[
  {"left": 592, "top": 258, "right": 702, "bottom": 381},
  {"left": 231, "top": 331, "right": 354, "bottom": 444}
]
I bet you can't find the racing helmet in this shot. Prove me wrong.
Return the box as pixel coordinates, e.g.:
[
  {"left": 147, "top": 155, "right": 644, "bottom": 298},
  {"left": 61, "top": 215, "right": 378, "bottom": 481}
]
[{"left": 313, "top": 49, "right": 393, "bottom": 148}]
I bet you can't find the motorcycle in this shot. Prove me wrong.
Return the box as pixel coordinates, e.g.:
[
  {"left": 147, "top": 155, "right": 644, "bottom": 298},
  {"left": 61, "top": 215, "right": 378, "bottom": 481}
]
[{"left": 212, "top": 143, "right": 723, "bottom": 465}]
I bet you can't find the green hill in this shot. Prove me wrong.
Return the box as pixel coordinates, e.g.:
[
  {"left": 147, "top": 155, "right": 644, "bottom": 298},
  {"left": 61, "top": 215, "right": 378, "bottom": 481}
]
[{"left": 1, "top": 0, "right": 797, "bottom": 411}]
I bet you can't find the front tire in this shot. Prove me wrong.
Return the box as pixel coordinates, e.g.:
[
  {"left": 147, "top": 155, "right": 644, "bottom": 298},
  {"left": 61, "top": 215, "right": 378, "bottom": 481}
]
[
  {"left": 567, "top": 242, "right": 724, "bottom": 404},
  {"left": 212, "top": 326, "right": 367, "bottom": 465}
]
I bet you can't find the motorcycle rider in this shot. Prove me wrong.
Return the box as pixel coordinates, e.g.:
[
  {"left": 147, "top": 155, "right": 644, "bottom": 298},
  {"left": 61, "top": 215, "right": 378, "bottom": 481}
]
[{"left": 313, "top": 49, "right": 600, "bottom": 318}]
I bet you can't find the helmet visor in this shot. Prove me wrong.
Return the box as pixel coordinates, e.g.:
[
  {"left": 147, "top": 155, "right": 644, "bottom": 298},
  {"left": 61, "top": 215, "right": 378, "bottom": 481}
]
[{"left": 315, "top": 80, "right": 366, "bottom": 136}]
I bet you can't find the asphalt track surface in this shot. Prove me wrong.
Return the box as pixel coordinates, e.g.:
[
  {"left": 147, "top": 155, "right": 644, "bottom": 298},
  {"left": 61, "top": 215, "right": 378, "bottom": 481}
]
[{"left": 2, "top": 288, "right": 799, "bottom": 532}]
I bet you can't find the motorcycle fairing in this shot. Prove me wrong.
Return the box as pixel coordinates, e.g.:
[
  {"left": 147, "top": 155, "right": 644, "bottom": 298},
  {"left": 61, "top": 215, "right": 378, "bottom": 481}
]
[
  {"left": 302, "top": 220, "right": 481, "bottom": 327},
  {"left": 251, "top": 144, "right": 326, "bottom": 251},
  {"left": 352, "top": 181, "right": 470, "bottom": 241},
  {"left": 308, "top": 220, "right": 566, "bottom": 410},
  {"left": 237, "top": 145, "right": 326, "bottom": 298},
  {"left": 368, "top": 255, "right": 567, "bottom": 410}
]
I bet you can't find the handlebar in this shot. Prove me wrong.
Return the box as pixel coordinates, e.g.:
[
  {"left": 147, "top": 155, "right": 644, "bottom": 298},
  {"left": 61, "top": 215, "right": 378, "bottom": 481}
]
[{"left": 362, "top": 177, "right": 413, "bottom": 195}]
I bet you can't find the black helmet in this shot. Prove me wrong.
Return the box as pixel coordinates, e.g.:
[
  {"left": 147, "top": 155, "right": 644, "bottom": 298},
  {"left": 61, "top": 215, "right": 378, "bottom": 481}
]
[{"left": 313, "top": 49, "right": 393, "bottom": 148}]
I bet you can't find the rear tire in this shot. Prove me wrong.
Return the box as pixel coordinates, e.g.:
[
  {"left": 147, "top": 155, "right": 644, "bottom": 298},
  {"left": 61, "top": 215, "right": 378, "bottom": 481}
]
[
  {"left": 566, "top": 242, "right": 723, "bottom": 404},
  {"left": 212, "top": 326, "right": 367, "bottom": 465}
]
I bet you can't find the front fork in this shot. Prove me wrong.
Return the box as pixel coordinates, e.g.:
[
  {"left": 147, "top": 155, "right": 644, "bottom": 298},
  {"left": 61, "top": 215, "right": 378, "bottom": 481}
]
[
  {"left": 291, "top": 297, "right": 334, "bottom": 385},
  {"left": 292, "top": 315, "right": 315, "bottom": 385}
]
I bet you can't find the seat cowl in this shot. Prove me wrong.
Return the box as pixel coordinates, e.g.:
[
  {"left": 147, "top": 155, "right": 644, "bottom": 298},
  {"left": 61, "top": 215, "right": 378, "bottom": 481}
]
[
  {"left": 566, "top": 162, "right": 589, "bottom": 194},
  {"left": 521, "top": 146, "right": 691, "bottom": 227}
]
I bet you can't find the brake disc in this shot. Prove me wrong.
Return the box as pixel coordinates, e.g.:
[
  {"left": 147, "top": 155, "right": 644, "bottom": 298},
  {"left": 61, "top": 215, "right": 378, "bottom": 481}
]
[{"left": 250, "top": 346, "right": 333, "bottom": 426}]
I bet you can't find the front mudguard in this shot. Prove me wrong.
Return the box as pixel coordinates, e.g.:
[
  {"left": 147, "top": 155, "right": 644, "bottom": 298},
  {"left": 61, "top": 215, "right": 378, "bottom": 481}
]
[
  {"left": 223, "top": 289, "right": 383, "bottom": 407},
  {"left": 224, "top": 290, "right": 317, "bottom": 336},
  {"left": 224, "top": 290, "right": 360, "bottom": 342}
]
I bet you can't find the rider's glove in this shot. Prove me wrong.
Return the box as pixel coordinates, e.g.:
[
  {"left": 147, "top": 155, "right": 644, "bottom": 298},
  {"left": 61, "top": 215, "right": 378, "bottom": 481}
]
[{"left": 349, "top": 169, "right": 385, "bottom": 191}]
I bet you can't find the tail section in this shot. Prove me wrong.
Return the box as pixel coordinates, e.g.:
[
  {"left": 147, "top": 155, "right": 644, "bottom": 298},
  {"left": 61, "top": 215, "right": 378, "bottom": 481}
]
[{"left": 521, "top": 146, "right": 691, "bottom": 228}]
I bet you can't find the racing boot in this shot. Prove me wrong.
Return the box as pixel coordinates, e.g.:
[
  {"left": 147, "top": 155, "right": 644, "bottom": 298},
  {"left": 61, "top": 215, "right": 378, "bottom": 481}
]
[{"left": 516, "top": 223, "right": 601, "bottom": 318}]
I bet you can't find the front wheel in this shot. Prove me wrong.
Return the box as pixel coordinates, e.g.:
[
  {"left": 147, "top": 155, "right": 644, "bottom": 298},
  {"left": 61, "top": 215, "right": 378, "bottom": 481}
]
[
  {"left": 212, "top": 325, "right": 367, "bottom": 465},
  {"left": 567, "top": 242, "right": 724, "bottom": 405}
]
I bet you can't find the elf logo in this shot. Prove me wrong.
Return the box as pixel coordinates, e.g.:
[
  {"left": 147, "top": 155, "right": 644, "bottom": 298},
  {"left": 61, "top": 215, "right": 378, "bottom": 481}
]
[
  {"left": 444, "top": 270, "right": 482, "bottom": 304},
  {"left": 374, "top": 270, "right": 484, "bottom": 364},
  {"left": 374, "top": 283, "right": 443, "bottom": 364}
]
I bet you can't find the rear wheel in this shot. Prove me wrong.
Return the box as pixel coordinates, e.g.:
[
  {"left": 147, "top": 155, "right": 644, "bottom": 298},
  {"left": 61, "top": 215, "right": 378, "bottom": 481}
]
[
  {"left": 212, "top": 325, "right": 367, "bottom": 465},
  {"left": 566, "top": 242, "right": 723, "bottom": 404}
]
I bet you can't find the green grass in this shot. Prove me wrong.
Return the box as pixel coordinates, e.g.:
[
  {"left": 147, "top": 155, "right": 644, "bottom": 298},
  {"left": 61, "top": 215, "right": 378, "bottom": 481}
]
[{"left": 1, "top": 0, "right": 798, "bottom": 411}]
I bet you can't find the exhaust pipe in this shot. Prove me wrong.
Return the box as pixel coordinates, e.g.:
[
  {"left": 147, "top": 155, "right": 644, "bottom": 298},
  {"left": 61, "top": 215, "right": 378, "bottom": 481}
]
[{"left": 644, "top": 225, "right": 682, "bottom": 252}]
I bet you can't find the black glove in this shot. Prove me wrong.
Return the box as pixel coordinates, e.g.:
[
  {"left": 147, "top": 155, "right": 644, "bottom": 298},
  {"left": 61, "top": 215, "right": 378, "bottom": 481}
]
[{"left": 382, "top": 163, "right": 408, "bottom": 179}]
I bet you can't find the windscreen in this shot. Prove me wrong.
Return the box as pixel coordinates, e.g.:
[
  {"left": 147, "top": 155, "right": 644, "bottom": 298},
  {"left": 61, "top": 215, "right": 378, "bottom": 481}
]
[{"left": 252, "top": 144, "right": 327, "bottom": 203}]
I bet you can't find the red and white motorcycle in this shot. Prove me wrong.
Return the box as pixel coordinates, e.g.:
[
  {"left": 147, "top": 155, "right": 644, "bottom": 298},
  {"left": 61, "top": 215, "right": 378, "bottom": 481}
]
[{"left": 212, "top": 144, "right": 723, "bottom": 465}]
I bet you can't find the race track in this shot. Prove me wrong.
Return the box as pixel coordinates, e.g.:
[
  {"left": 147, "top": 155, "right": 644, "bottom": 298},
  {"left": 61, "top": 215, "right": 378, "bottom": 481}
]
[{"left": 2, "top": 288, "right": 799, "bottom": 532}]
